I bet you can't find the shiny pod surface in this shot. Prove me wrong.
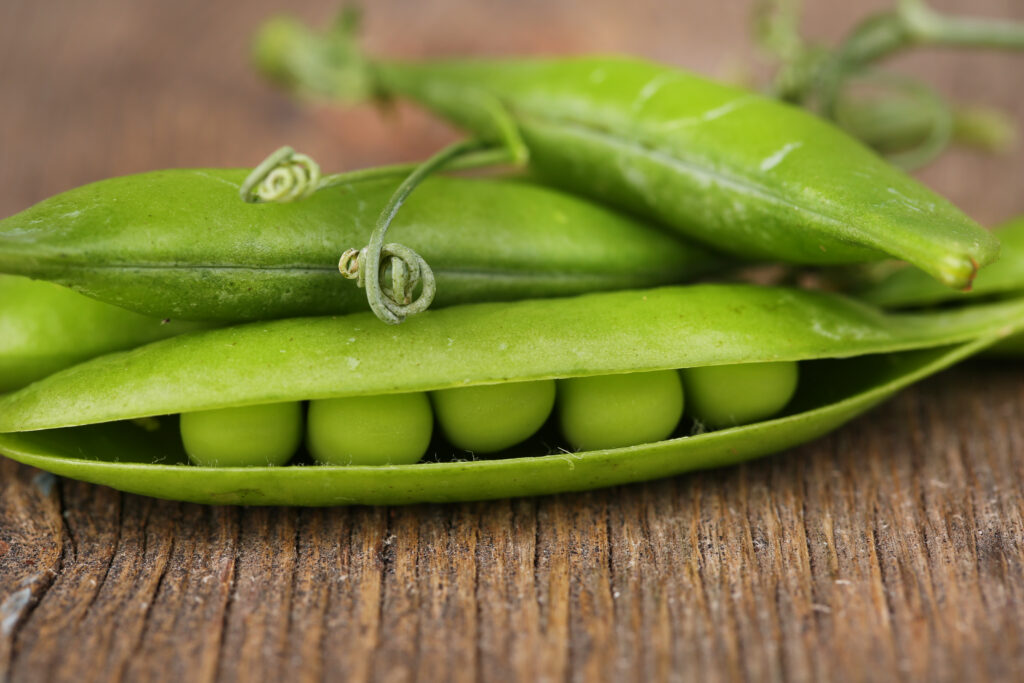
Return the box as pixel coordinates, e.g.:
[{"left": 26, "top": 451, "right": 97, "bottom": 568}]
[
  {"left": 255, "top": 21, "right": 998, "bottom": 288},
  {"left": 373, "top": 58, "right": 997, "bottom": 286},
  {"left": 0, "top": 274, "right": 208, "bottom": 392},
  {"left": 1, "top": 285, "right": 1022, "bottom": 505},
  {"left": 375, "top": 58, "right": 997, "bottom": 286},
  {"left": 0, "top": 171, "right": 716, "bottom": 321}
]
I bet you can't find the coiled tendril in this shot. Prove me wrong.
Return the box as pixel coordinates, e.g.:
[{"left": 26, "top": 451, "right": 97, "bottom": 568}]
[
  {"left": 240, "top": 147, "right": 322, "bottom": 203},
  {"left": 241, "top": 142, "right": 499, "bottom": 324},
  {"left": 338, "top": 244, "right": 436, "bottom": 324}
]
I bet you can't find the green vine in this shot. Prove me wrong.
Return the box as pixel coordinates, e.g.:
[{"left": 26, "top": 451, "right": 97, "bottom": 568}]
[{"left": 757, "top": 0, "right": 1024, "bottom": 168}]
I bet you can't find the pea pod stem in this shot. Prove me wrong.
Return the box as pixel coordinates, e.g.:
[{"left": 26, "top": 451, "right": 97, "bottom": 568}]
[
  {"left": 771, "top": 0, "right": 1024, "bottom": 101},
  {"left": 831, "top": 71, "right": 952, "bottom": 170},
  {"left": 897, "top": 0, "right": 1024, "bottom": 51}
]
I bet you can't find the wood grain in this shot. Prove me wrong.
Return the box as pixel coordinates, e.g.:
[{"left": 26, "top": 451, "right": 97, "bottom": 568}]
[{"left": 1, "top": 0, "right": 1023, "bottom": 681}]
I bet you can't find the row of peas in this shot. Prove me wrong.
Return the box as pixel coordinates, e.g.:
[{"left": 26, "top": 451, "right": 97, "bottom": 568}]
[{"left": 180, "top": 362, "right": 798, "bottom": 466}]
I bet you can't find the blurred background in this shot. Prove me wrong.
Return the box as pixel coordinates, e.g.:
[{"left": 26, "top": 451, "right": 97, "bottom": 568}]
[{"left": 0, "top": 0, "right": 1021, "bottom": 224}]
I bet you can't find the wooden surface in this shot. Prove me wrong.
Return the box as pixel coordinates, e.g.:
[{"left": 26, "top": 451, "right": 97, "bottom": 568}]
[{"left": 1, "top": 1, "right": 1023, "bottom": 681}]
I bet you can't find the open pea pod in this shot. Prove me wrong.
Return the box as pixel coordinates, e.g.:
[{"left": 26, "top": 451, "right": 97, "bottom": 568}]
[
  {"left": 1, "top": 285, "right": 1022, "bottom": 506},
  {"left": 255, "top": 17, "right": 999, "bottom": 289},
  {"left": 0, "top": 275, "right": 210, "bottom": 393},
  {"left": 0, "top": 171, "right": 716, "bottom": 321}
]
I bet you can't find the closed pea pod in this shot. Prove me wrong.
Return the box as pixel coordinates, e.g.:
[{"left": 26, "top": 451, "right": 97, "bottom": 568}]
[
  {"left": 0, "top": 284, "right": 1022, "bottom": 506},
  {"left": 254, "top": 16, "right": 998, "bottom": 290},
  {"left": 0, "top": 172, "right": 718, "bottom": 321},
  {"left": 0, "top": 274, "right": 210, "bottom": 393}
]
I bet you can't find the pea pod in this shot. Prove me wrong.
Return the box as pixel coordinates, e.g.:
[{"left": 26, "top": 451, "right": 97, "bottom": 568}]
[
  {"left": 0, "top": 284, "right": 1021, "bottom": 506},
  {"left": 859, "top": 217, "right": 1024, "bottom": 307},
  {"left": 254, "top": 16, "right": 999, "bottom": 289},
  {"left": 0, "top": 274, "right": 209, "bottom": 393},
  {"left": 0, "top": 171, "right": 716, "bottom": 321},
  {"left": 857, "top": 217, "right": 1024, "bottom": 356}
]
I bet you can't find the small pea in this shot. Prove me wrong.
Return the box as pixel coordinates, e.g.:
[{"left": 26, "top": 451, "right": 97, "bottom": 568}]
[
  {"left": 557, "top": 370, "right": 684, "bottom": 451},
  {"left": 307, "top": 393, "right": 433, "bottom": 465},
  {"left": 180, "top": 402, "right": 303, "bottom": 467},
  {"left": 681, "top": 361, "right": 799, "bottom": 429},
  {"left": 431, "top": 379, "right": 556, "bottom": 453}
]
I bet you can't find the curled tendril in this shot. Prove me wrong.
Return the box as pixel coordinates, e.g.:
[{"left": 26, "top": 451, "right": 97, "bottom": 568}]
[
  {"left": 239, "top": 146, "right": 322, "bottom": 203},
  {"left": 338, "top": 244, "right": 436, "bottom": 324},
  {"left": 345, "top": 139, "right": 487, "bottom": 324},
  {"left": 244, "top": 139, "right": 492, "bottom": 324}
]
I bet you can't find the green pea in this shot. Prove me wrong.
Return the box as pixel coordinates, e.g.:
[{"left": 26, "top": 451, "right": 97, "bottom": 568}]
[
  {"left": 307, "top": 393, "right": 433, "bottom": 466},
  {"left": 431, "top": 379, "right": 555, "bottom": 453},
  {"left": 180, "top": 402, "right": 303, "bottom": 467},
  {"left": 681, "top": 361, "right": 799, "bottom": 429},
  {"left": 558, "top": 370, "right": 684, "bottom": 451}
]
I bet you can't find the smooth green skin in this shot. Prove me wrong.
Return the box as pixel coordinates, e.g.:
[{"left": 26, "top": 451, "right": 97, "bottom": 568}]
[
  {"left": 307, "top": 393, "right": 433, "bottom": 465},
  {"left": 681, "top": 361, "right": 798, "bottom": 429},
  {"left": 4, "top": 284, "right": 1024, "bottom": 434},
  {"left": 860, "top": 217, "right": 1024, "bottom": 307},
  {"left": 432, "top": 379, "right": 555, "bottom": 453},
  {"left": 255, "top": 21, "right": 998, "bottom": 289},
  {"left": 373, "top": 59, "right": 997, "bottom": 287},
  {"left": 558, "top": 370, "right": 683, "bottom": 451},
  {"left": 0, "top": 340, "right": 1006, "bottom": 506},
  {"left": 0, "top": 171, "right": 719, "bottom": 321},
  {"left": 180, "top": 402, "right": 303, "bottom": 467},
  {"left": 0, "top": 274, "right": 209, "bottom": 393}
]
